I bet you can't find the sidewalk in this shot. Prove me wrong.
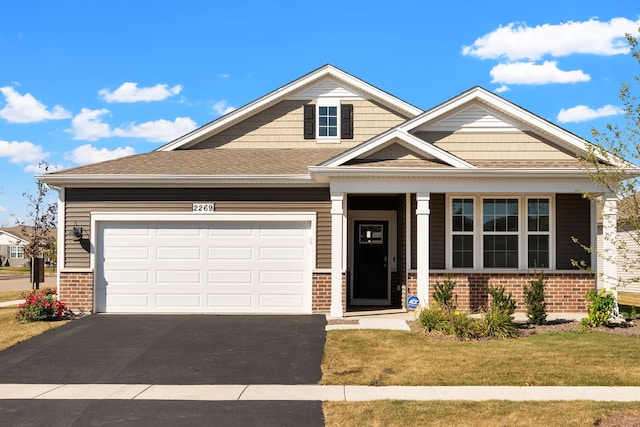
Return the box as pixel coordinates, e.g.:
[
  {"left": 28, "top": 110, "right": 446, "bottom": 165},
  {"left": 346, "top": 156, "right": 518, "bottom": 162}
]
[{"left": 1, "top": 384, "right": 638, "bottom": 401}]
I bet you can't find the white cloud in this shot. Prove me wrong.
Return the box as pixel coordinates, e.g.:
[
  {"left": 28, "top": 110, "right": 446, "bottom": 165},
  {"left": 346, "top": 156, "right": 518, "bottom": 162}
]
[
  {"left": 99, "top": 82, "right": 182, "bottom": 103},
  {"left": 490, "top": 61, "right": 590, "bottom": 85},
  {"left": 494, "top": 85, "right": 510, "bottom": 94},
  {"left": 463, "top": 17, "right": 640, "bottom": 61},
  {"left": 0, "top": 205, "right": 6, "bottom": 213},
  {"left": 0, "top": 86, "right": 71, "bottom": 123},
  {"left": 0, "top": 140, "right": 48, "bottom": 164},
  {"left": 113, "top": 117, "right": 197, "bottom": 142},
  {"left": 24, "top": 162, "right": 64, "bottom": 174},
  {"left": 68, "top": 108, "right": 112, "bottom": 141},
  {"left": 557, "top": 104, "right": 623, "bottom": 123},
  {"left": 66, "top": 144, "right": 136, "bottom": 165},
  {"left": 212, "top": 100, "right": 236, "bottom": 116}
]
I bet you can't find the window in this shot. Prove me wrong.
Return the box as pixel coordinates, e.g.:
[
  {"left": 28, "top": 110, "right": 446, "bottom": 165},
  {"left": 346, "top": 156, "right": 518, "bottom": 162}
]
[
  {"left": 451, "top": 198, "right": 474, "bottom": 268},
  {"left": 303, "top": 103, "right": 353, "bottom": 140},
  {"left": 527, "top": 198, "right": 550, "bottom": 268},
  {"left": 483, "top": 198, "right": 519, "bottom": 268},
  {"left": 9, "top": 246, "right": 24, "bottom": 259}
]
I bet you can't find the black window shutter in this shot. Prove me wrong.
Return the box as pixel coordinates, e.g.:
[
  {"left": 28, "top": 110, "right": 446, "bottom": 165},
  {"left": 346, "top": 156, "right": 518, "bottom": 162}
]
[
  {"left": 341, "top": 104, "right": 353, "bottom": 139},
  {"left": 304, "top": 104, "right": 315, "bottom": 139}
]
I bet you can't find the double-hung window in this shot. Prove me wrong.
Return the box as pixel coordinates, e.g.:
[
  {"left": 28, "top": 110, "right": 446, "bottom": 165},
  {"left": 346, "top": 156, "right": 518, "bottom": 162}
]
[
  {"left": 482, "top": 198, "right": 519, "bottom": 268},
  {"left": 303, "top": 102, "right": 353, "bottom": 140},
  {"left": 318, "top": 106, "right": 338, "bottom": 137},
  {"left": 451, "top": 198, "right": 474, "bottom": 268},
  {"left": 527, "top": 198, "right": 550, "bottom": 268}
]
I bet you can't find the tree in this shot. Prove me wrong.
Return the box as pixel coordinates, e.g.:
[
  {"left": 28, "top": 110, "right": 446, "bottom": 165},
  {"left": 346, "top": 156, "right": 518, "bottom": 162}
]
[
  {"left": 12, "top": 161, "right": 57, "bottom": 288},
  {"left": 581, "top": 28, "right": 640, "bottom": 289}
]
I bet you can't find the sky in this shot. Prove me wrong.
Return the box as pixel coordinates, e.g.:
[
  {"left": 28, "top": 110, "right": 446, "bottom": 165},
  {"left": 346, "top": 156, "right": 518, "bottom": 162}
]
[{"left": 0, "top": 0, "right": 639, "bottom": 226}]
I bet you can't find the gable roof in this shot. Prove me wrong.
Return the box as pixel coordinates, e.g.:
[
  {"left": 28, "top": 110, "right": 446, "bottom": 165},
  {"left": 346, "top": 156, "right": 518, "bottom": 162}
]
[{"left": 156, "top": 64, "right": 423, "bottom": 151}]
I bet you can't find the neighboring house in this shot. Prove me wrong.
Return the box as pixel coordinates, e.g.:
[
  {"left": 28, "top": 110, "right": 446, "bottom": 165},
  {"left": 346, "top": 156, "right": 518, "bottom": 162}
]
[
  {"left": 40, "top": 65, "right": 625, "bottom": 316},
  {"left": 597, "top": 195, "right": 640, "bottom": 304},
  {"left": 0, "top": 227, "right": 29, "bottom": 267}
]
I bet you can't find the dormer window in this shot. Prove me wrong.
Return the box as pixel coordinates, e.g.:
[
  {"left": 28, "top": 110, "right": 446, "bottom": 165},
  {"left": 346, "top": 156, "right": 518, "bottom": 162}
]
[
  {"left": 318, "top": 106, "right": 338, "bottom": 137},
  {"left": 304, "top": 102, "right": 353, "bottom": 141}
]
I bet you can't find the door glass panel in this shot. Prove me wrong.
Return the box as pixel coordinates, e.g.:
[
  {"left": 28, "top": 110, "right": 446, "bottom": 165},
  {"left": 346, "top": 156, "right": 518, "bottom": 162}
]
[{"left": 359, "top": 224, "right": 384, "bottom": 244}]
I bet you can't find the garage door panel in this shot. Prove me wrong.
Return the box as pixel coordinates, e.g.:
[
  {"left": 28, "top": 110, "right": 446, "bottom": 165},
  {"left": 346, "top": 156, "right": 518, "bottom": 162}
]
[
  {"left": 156, "top": 270, "right": 200, "bottom": 283},
  {"left": 208, "top": 247, "right": 252, "bottom": 260},
  {"left": 208, "top": 270, "right": 253, "bottom": 284},
  {"left": 97, "top": 220, "right": 311, "bottom": 313}
]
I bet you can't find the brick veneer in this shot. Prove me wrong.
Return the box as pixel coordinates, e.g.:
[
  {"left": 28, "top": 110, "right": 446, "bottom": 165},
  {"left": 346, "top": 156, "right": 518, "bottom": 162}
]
[
  {"left": 407, "top": 271, "right": 594, "bottom": 313},
  {"left": 59, "top": 270, "right": 94, "bottom": 313},
  {"left": 312, "top": 272, "right": 345, "bottom": 313}
]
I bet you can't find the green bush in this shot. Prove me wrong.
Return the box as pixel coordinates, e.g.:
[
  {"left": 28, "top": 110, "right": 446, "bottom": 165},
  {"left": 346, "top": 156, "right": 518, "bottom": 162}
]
[
  {"left": 432, "top": 278, "right": 457, "bottom": 310},
  {"left": 16, "top": 288, "right": 67, "bottom": 322},
  {"left": 523, "top": 273, "right": 547, "bottom": 325},
  {"left": 477, "top": 306, "right": 518, "bottom": 339},
  {"left": 488, "top": 286, "right": 516, "bottom": 317},
  {"left": 418, "top": 303, "right": 448, "bottom": 333},
  {"left": 580, "top": 289, "right": 617, "bottom": 329}
]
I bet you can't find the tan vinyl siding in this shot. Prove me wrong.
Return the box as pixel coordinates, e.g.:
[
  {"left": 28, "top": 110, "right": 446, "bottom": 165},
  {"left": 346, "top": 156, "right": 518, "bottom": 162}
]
[
  {"left": 192, "top": 99, "right": 409, "bottom": 150},
  {"left": 414, "top": 131, "right": 577, "bottom": 162},
  {"left": 64, "top": 189, "right": 331, "bottom": 270}
]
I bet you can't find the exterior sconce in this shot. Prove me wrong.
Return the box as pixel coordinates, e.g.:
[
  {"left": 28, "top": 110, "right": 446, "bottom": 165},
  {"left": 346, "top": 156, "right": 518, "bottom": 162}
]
[{"left": 70, "top": 222, "right": 84, "bottom": 241}]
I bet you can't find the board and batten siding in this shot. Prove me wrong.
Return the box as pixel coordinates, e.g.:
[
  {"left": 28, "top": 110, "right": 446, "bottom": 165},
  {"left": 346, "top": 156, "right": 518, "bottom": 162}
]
[
  {"left": 63, "top": 188, "right": 331, "bottom": 270},
  {"left": 192, "top": 99, "right": 409, "bottom": 150}
]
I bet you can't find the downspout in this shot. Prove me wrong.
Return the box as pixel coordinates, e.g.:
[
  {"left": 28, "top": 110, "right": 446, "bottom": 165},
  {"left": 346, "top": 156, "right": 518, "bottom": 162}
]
[{"left": 44, "top": 184, "right": 64, "bottom": 296}]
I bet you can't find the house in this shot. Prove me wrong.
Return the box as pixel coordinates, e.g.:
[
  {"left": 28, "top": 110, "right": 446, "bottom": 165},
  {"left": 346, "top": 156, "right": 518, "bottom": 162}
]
[
  {"left": 597, "top": 194, "right": 640, "bottom": 306},
  {"left": 0, "top": 226, "right": 56, "bottom": 267},
  {"left": 0, "top": 227, "right": 29, "bottom": 267},
  {"left": 39, "top": 64, "right": 624, "bottom": 316}
]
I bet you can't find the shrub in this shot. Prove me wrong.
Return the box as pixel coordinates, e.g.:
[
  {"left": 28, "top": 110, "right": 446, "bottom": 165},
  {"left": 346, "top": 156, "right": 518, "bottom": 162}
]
[
  {"left": 580, "top": 289, "right": 617, "bottom": 329},
  {"left": 477, "top": 306, "right": 518, "bottom": 339},
  {"left": 16, "top": 288, "right": 67, "bottom": 322},
  {"left": 432, "top": 278, "right": 457, "bottom": 310},
  {"left": 488, "top": 286, "right": 516, "bottom": 317},
  {"left": 418, "top": 303, "right": 448, "bottom": 333},
  {"left": 523, "top": 273, "right": 547, "bottom": 325}
]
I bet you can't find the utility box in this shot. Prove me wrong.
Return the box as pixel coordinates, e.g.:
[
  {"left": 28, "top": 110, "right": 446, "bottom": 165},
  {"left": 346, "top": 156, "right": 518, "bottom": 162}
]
[{"left": 30, "top": 257, "right": 45, "bottom": 289}]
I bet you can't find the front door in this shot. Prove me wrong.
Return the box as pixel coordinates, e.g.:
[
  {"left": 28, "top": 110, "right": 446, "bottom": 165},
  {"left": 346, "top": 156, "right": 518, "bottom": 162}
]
[{"left": 351, "top": 221, "right": 389, "bottom": 305}]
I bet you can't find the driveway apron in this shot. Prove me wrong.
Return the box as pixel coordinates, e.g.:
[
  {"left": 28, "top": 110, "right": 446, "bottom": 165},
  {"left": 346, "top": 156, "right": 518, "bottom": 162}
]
[{"left": 0, "top": 314, "right": 327, "bottom": 385}]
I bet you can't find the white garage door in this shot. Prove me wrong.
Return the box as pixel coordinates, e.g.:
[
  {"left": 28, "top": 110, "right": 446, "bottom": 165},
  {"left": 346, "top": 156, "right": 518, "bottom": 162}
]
[{"left": 95, "top": 221, "right": 312, "bottom": 313}]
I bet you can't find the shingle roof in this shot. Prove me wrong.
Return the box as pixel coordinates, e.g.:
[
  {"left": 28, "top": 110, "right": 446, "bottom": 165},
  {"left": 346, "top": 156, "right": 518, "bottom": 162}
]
[{"left": 50, "top": 148, "right": 348, "bottom": 175}]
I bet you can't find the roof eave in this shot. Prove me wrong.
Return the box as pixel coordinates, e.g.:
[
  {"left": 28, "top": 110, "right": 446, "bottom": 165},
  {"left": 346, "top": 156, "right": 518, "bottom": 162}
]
[{"left": 36, "top": 174, "right": 321, "bottom": 187}]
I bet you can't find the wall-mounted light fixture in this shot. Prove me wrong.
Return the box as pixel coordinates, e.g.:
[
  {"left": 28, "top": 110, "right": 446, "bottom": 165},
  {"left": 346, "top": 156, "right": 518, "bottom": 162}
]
[{"left": 69, "top": 222, "right": 84, "bottom": 241}]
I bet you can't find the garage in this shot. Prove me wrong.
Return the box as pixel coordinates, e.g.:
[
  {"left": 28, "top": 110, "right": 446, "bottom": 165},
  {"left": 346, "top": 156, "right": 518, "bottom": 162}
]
[{"left": 94, "top": 218, "right": 313, "bottom": 313}]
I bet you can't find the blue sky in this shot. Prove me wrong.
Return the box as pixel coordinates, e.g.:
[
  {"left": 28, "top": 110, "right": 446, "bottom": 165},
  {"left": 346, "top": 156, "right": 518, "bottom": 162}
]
[{"left": 0, "top": 0, "right": 638, "bottom": 226}]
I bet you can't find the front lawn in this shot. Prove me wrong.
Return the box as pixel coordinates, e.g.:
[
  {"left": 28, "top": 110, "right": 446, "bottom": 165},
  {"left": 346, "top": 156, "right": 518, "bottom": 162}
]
[
  {"left": 323, "top": 401, "right": 640, "bottom": 427},
  {"left": 322, "top": 329, "right": 640, "bottom": 386},
  {"left": 0, "top": 304, "right": 68, "bottom": 351}
]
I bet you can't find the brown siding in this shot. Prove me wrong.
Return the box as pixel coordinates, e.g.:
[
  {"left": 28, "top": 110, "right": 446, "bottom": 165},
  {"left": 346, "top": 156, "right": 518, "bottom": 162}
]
[
  {"left": 556, "top": 194, "right": 591, "bottom": 269},
  {"left": 63, "top": 188, "right": 331, "bottom": 270},
  {"left": 429, "top": 194, "right": 446, "bottom": 269},
  {"left": 192, "top": 99, "right": 409, "bottom": 150}
]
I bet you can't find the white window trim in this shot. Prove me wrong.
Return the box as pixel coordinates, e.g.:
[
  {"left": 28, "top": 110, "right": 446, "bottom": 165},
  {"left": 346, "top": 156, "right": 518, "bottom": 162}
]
[
  {"left": 316, "top": 99, "right": 340, "bottom": 143},
  {"left": 446, "top": 195, "right": 556, "bottom": 270},
  {"left": 9, "top": 245, "right": 24, "bottom": 259}
]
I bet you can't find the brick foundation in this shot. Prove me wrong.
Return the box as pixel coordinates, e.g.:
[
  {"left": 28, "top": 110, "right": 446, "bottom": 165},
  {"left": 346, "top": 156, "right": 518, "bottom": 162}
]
[
  {"left": 311, "top": 271, "right": 345, "bottom": 313},
  {"left": 408, "top": 271, "right": 594, "bottom": 313},
  {"left": 59, "top": 270, "right": 94, "bottom": 313}
]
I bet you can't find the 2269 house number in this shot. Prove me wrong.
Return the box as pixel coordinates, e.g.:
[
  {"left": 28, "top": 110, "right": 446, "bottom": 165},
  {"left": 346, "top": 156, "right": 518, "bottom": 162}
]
[{"left": 192, "top": 203, "right": 214, "bottom": 213}]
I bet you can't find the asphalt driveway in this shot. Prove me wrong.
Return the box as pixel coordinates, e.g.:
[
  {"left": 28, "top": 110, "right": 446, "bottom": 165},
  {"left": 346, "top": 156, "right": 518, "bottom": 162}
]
[{"left": 0, "top": 314, "right": 327, "bottom": 385}]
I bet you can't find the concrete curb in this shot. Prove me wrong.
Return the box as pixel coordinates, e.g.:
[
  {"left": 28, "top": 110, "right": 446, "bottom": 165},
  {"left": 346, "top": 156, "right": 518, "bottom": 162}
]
[{"left": 0, "top": 384, "right": 638, "bottom": 401}]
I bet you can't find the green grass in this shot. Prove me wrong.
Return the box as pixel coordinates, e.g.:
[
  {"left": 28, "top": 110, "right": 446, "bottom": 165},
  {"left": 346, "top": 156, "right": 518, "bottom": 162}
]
[
  {"left": 0, "top": 290, "right": 30, "bottom": 302},
  {"left": 0, "top": 266, "right": 30, "bottom": 275},
  {"left": 322, "top": 329, "right": 640, "bottom": 386},
  {"left": 323, "top": 401, "right": 640, "bottom": 427}
]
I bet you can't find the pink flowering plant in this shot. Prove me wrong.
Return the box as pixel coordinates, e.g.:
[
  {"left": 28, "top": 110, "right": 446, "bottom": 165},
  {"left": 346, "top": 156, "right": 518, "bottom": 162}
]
[{"left": 16, "top": 288, "right": 67, "bottom": 322}]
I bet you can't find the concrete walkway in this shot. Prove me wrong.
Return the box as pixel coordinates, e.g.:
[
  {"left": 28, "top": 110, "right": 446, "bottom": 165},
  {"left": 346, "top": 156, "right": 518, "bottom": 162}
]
[
  {"left": 1, "top": 384, "right": 639, "bottom": 401},
  {"left": 0, "top": 300, "right": 22, "bottom": 307}
]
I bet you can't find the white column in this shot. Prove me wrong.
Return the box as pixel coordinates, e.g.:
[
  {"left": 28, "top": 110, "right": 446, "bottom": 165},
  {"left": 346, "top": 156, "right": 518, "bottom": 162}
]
[
  {"left": 416, "top": 193, "right": 430, "bottom": 307},
  {"left": 602, "top": 196, "right": 618, "bottom": 297},
  {"left": 330, "top": 193, "right": 345, "bottom": 317}
]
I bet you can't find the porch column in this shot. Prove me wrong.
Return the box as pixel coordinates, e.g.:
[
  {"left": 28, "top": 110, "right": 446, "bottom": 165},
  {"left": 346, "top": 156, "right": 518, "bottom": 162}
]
[
  {"left": 602, "top": 196, "right": 618, "bottom": 297},
  {"left": 330, "top": 193, "right": 346, "bottom": 317},
  {"left": 416, "top": 193, "right": 430, "bottom": 307}
]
